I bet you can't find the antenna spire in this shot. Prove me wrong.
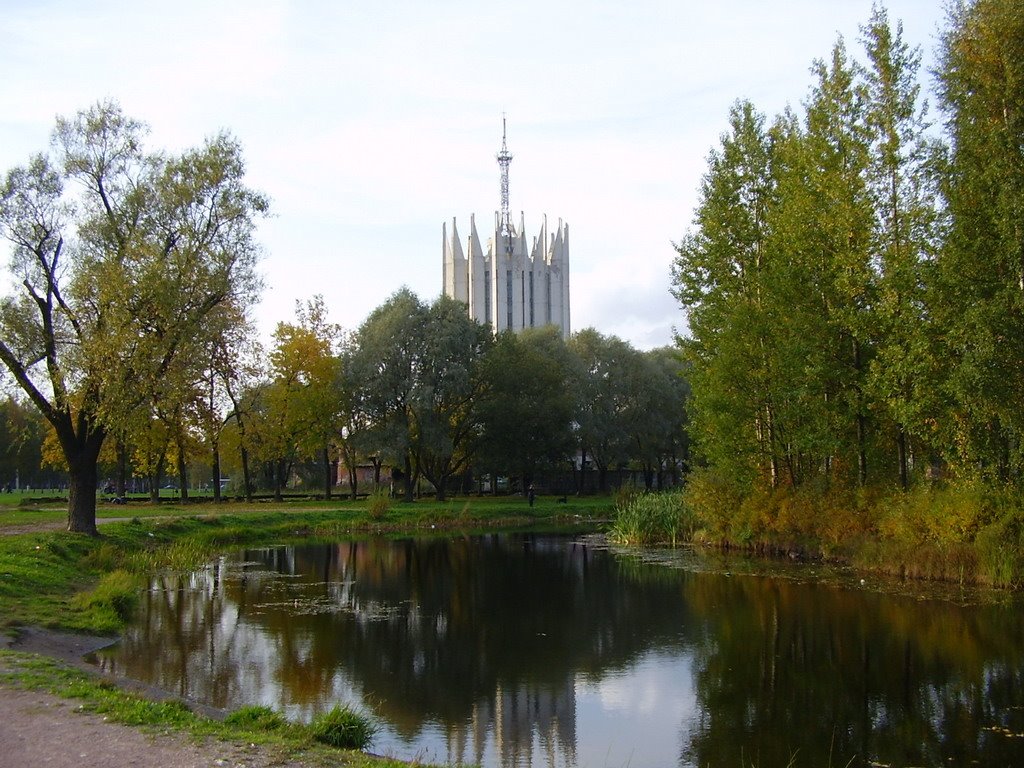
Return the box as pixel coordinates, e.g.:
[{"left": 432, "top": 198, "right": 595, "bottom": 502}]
[{"left": 496, "top": 114, "right": 513, "bottom": 254}]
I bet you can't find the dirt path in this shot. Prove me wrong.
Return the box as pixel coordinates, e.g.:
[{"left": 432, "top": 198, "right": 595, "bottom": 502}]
[
  {"left": 0, "top": 629, "right": 321, "bottom": 768},
  {"left": 0, "top": 686, "right": 303, "bottom": 768}
]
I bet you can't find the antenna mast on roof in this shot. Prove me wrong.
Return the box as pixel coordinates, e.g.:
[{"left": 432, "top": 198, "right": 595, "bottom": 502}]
[{"left": 496, "top": 114, "right": 513, "bottom": 254}]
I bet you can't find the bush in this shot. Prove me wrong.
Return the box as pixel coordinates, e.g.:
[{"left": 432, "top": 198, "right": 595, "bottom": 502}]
[
  {"left": 683, "top": 468, "right": 746, "bottom": 543},
  {"left": 367, "top": 488, "right": 391, "bottom": 521},
  {"left": 310, "top": 703, "right": 378, "bottom": 750},
  {"left": 975, "top": 511, "right": 1024, "bottom": 588}
]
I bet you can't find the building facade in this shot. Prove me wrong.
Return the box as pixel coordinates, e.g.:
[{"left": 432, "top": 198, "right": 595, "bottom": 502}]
[
  {"left": 442, "top": 121, "right": 570, "bottom": 339},
  {"left": 442, "top": 212, "right": 569, "bottom": 339}
]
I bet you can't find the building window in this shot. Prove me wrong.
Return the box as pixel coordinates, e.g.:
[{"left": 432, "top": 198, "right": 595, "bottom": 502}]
[
  {"left": 529, "top": 271, "right": 535, "bottom": 327},
  {"left": 546, "top": 272, "right": 552, "bottom": 324},
  {"left": 484, "top": 270, "right": 491, "bottom": 325},
  {"left": 506, "top": 269, "right": 513, "bottom": 329}
]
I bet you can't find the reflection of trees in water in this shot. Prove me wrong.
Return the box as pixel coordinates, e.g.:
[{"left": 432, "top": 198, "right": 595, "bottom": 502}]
[
  {"left": 681, "top": 574, "right": 1024, "bottom": 767},
  {"left": 97, "top": 536, "right": 1024, "bottom": 768},
  {"left": 100, "top": 535, "right": 698, "bottom": 764}
]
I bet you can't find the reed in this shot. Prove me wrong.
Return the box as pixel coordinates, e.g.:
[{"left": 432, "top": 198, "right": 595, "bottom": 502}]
[{"left": 609, "top": 490, "right": 693, "bottom": 547}]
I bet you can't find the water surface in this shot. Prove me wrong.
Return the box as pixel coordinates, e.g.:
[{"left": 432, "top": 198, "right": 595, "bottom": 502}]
[{"left": 95, "top": 534, "right": 1024, "bottom": 767}]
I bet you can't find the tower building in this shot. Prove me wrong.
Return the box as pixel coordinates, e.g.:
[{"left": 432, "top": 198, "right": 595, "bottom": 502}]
[{"left": 443, "top": 120, "right": 570, "bottom": 339}]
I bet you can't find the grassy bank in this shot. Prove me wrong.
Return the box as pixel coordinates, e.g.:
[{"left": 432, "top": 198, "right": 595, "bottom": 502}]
[
  {"left": 0, "top": 494, "right": 609, "bottom": 636},
  {"left": 609, "top": 473, "right": 1024, "bottom": 588}
]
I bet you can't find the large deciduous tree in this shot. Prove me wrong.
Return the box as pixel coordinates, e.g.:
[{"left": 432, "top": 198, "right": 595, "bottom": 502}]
[
  {"left": 477, "top": 326, "right": 577, "bottom": 490},
  {"left": 0, "top": 100, "right": 267, "bottom": 533},
  {"left": 935, "top": 0, "right": 1024, "bottom": 479},
  {"left": 259, "top": 297, "right": 341, "bottom": 501},
  {"left": 411, "top": 296, "right": 491, "bottom": 501},
  {"left": 349, "top": 289, "right": 427, "bottom": 501},
  {"left": 861, "top": 6, "right": 940, "bottom": 488},
  {"left": 672, "top": 100, "right": 780, "bottom": 488}
]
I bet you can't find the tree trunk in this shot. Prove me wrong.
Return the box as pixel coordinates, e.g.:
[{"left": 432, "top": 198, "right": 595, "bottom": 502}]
[
  {"left": 240, "top": 444, "right": 253, "bottom": 502},
  {"left": 403, "top": 453, "right": 414, "bottom": 502},
  {"left": 853, "top": 338, "right": 868, "bottom": 487},
  {"left": 322, "top": 447, "right": 332, "bottom": 500},
  {"left": 897, "top": 428, "right": 909, "bottom": 490},
  {"left": 177, "top": 443, "right": 189, "bottom": 502},
  {"left": 371, "top": 457, "right": 382, "bottom": 491},
  {"left": 149, "top": 455, "right": 166, "bottom": 504},
  {"left": 211, "top": 441, "right": 222, "bottom": 503},
  {"left": 115, "top": 439, "right": 128, "bottom": 498},
  {"left": 274, "top": 459, "right": 285, "bottom": 502},
  {"left": 344, "top": 449, "right": 358, "bottom": 500},
  {"left": 67, "top": 456, "right": 99, "bottom": 536}
]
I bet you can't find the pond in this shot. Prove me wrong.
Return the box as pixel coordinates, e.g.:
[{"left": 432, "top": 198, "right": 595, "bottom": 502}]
[{"left": 93, "top": 533, "right": 1024, "bottom": 767}]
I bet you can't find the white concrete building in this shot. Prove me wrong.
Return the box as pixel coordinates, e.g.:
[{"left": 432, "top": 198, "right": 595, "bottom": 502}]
[
  {"left": 442, "top": 212, "right": 570, "bottom": 339},
  {"left": 442, "top": 121, "right": 570, "bottom": 339}
]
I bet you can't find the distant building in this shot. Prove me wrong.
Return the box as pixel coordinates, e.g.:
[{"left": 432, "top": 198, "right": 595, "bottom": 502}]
[{"left": 442, "top": 120, "right": 570, "bottom": 339}]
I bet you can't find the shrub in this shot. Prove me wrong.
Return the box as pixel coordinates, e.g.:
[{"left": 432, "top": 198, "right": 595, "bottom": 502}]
[
  {"left": 367, "top": 488, "right": 391, "bottom": 521},
  {"left": 683, "top": 468, "right": 746, "bottom": 543},
  {"left": 310, "top": 703, "right": 378, "bottom": 750},
  {"left": 976, "top": 511, "right": 1024, "bottom": 588}
]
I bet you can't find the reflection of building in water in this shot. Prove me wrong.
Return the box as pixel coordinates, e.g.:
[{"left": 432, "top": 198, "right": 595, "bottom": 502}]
[{"left": 442, "top": 679, "right": 578, "bottom": 768}]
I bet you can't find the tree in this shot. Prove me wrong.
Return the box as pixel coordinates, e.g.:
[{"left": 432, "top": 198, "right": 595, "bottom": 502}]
[
  {"left": 0, "top": 100, "right": 268, "bottom": 533},
  {"left": 626, "top": 348, "right": 690, "bottom": 491},
  {"left": 935, "top": 0, "right": 1024, "bottom": 479},
  {"left": 0, "top": 395, "right": 48, "bottom": 489},
  {"left": 410, "top": 296, "right": 491, "bottom": 501},
  {"left": 260, "top": 297, "right": 341, "bottom": 500},
  {"left": 672, "top": 100, "right": 781, "bottom": 488},
  {"left": 194, "top": 304, "right": 256, "bottom": 502},
  {"left": 569, "top": 329, "right": 637, "bottom": 493},
  {"left": 861, "top": 5, "right": 940, "bottom": 488},
  {"left": 771, "top": 40, "right": 877, "bottom": 487},
  {"left": 477, "top": 327, "right": 577, "bottom": 490},
  {"left": 349, "top": 289, "right": 426, "bottom": 501}
]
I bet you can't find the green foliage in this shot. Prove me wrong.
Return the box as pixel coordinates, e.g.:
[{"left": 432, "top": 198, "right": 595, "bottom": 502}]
[
  {"left": 477, "top": 327, "right": 578, "bottom": 481},
  {"left": 310, "top": 703, "right": 378, "bottom": 750},
  {"left": 611, "top": 483, "right": 641, "bottom": 511},
  {"left": 670, "top": 3, "right": 1024, "bottom": 571},
  {"left": 682, "top": 469, "right": 748, "bottom": 543}
]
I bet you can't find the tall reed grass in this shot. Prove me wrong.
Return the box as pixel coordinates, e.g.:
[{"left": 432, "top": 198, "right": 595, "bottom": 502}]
[{"left": 609, "top": 490, "right": 693, "bottom": 547}]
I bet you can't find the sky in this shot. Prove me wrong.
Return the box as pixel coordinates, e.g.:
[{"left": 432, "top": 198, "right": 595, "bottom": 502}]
[{"left": 1, "top": 0, "right": 948, "bottom": 351}]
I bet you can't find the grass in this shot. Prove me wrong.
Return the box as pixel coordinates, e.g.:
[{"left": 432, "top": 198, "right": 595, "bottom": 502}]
[
  {"left": 311, "top": 704, "right": 379, "bottom": 750},
  {"left": 0, "top": 494, "right": 611, "bottom": 637}
]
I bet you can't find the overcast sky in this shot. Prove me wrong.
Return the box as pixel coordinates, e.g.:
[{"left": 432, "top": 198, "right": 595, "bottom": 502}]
[{"left": 2, "top": 0, "right": 947, "bottom": 350}]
